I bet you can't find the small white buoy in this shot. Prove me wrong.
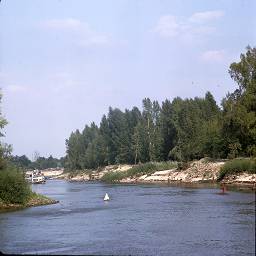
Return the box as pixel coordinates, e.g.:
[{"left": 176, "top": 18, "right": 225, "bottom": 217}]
[{"left": 104, "top": 193, "right": 110, "bottom": 201}]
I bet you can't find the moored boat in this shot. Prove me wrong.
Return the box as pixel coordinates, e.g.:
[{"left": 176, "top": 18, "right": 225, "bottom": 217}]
[{"left": 25, "top": 170, "right": 46, "bottom": 184}]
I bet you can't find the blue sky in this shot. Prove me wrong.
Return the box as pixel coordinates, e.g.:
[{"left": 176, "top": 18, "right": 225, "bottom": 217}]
[{"left": 0, "top": 0, "right": 255, "bottom": 159}]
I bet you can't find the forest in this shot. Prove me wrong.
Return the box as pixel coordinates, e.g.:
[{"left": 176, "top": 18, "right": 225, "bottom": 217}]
[{"left": 64, "top": 47, "right": 256, "bottom": 170}]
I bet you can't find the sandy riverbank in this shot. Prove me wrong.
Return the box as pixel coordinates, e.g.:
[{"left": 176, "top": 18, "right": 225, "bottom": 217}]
[
  {"left": 41, "top": 168, "right": 64, "bottom": 178},
  {"left": 54, "top": 159, "right": 255, "bottom": 189}
]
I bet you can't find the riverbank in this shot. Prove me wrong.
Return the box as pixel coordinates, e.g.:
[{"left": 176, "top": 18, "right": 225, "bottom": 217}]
[
  {"left": 57, "top": 159, "right": 256, "bottom": 189},
  {"left": 0, "top": 192, "right": 58, "bottom": 213}
]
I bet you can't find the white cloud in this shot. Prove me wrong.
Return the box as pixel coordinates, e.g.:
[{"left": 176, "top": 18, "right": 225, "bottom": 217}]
[
  {"left": 41, "top": 18, "right": 110, "bottom": 46},
  {"left": 189, "top": 10, "right": 224, "bottom": 23},
  {"left": 201, "top": 50, "right": 226, "bottom": 62},
  {"left": 0, "top": 73, "right": 28, "bottom": 93},
  {"left": 152, "top": 15, "right": 185, "bottom": 38},
  {"left": 48, "top": 72, "right": 79, "bottom": 93},
  {"left": 42, "top": 18, "right": 83, "bottom": 30},
  {"left": 152, "top": 10, "right": 224, "bottom": 39},
  {"left": 1, "top": 71, "right": 78, "bottom": 97},
  {"left": 78, "top": 34, "right": 110, "bottom": 47}
]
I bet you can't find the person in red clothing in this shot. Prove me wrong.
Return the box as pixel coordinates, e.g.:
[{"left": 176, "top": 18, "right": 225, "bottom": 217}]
[{"left": 221, "top": 183, "right": 227, "bottom": 193}]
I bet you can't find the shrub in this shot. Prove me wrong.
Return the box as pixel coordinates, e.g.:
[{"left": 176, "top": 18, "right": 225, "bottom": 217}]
[
  {"left": 0, "top": 167, "right": 31, "bottom": 204},
  {"left": 126, "top": 161, "right": 177, "bottom": 177},
  {"left": 101, "top": 161, "right": 177, "bottom": 183},
  {"left": 101, "top": 171, "right": 126, "bottom": 183},
  {"left": 217, "top": 158, "right": 256, "bottom": 181},
  {"left": 126, "top": 162, "right": 156, "bottom": 177},
  {"left": 177, "top": 162, "right": 190, "bottom": 170}
]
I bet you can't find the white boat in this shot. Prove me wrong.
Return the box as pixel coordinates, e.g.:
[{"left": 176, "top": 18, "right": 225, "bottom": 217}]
[
  {"left": 25, "top": 170, "right": 46, "bottom": 184},
  {"left": 104, "top": 193, "right": 110, "bottom": 201}
]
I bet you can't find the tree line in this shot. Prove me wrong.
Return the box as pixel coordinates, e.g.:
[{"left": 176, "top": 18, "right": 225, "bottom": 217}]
[
  {"left": 65, "top": 47, "right": 256, "bottom": 170},
  {"left": 10, "top": 155, "right": 65, "bottom": 170}
]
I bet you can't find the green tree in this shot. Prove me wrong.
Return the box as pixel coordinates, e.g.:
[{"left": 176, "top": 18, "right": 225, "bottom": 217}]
[
  {"left": 160, "top": 99, "right": 177, "bottom": 160},
  {"left": 99, "top": 114, "right": 111, "bottom": 165},
  {"left": 124, "top": 107, "right": 142, "bottom": 163},
  {"left": 11, "top": 155, "right": 32, "bottom": 169},
  {"left": 107, "top": 107, "right": 131, "bottom": 164},
  {"left": 0, "top": 90, "right": 31, "bottom": 205},
  {"left": 222, "top": 46, "right": 256, "bottom": 157},
  {"left": 169, "top": 93, "right": 221, "bottom": 161},
  {"left": 132, "top": 120, "right": 150, "bottom": 163},
  {"left": 0, "top": 91, "right": 10, "bottom": 170},
  {"left": 66, "top": 129, "right": 83, "bottom": 169},
  {"left": 141, "top": 98, "right": 163, "bottom": 161}
]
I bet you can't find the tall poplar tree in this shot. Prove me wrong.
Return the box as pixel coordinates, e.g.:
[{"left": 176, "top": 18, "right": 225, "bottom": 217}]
[{"left": 222, "top": 46, "right": 256, "bottom": 157}]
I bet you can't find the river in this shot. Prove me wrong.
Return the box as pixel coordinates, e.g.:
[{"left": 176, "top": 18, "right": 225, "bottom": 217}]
[{"left": 0, "top": 180, "right": 255, "bottom": 255}]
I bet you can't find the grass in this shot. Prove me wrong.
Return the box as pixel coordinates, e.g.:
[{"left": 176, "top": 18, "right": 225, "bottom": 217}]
[
  {"left": 26, "top": 192, "right": 57, "bottom": 206},
  {"left": 101, "top": 161, "right": 177, "bottom": 183},
  {"left": 0, "top": 192, "right": 58, "bottom": 212},
  {"left": 67, "top": 169, "right": 92, "bottom": 178},
  {"left": 101, "top": 171, "right": 126, "bottom": 183},
  {"left": 217, "top": 158, "right": 256, "bottom": 181}
]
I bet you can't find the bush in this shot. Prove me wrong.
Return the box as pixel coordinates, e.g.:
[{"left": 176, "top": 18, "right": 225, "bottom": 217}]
[
  {"left": 177, "top": 162, "right": 190, "bottom": 170},
  {"left": 101, "top": 171, "right": 126, "bottom": 183},
  {"left": 217, "top": 158, "right": 256, "bottom": 181},
  {"left": 0, "top": 167, "right": 31, "bottom": 204},
  {"left": 126, "top": 161, "right": 177, "bottom": 177},
  {"left": 126, "top": 162, "right": 156, "bottom": 177},
  {"left": 101, "top": 161, "right": 177, "bottom": 183}
]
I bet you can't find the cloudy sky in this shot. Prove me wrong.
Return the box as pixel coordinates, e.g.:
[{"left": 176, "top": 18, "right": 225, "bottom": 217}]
[{"left": 0, "top": 0, "right": 255, "bottom": 159}]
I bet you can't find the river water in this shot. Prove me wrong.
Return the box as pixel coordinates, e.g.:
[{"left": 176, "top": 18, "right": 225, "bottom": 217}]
[{"left": 0, "top": 180, "right": 255, "bottom": 255}]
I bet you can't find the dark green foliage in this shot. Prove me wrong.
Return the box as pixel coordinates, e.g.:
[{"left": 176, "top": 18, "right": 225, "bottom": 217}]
[
  {"left": 177, "top": 162, "right": 190, "bottom": 170},
  {"left": 218, "top": 158, "right": 256, "bottom": 181},
  {"left": 101, "top": 171, "right": 126, "bottom": 183},
  {"left": 66, "top": 47, "right": 256, "bottom": 169},
  {"left": 160, "top": 99, "right": 177, "bottom": 160},
  {"left": 0, "top": 167, "right": 31, "bottom": 204},
  {"left": 107, "top": 107, "right": 131, "bottom": 164},
  {"left": 10, "top": 154, "right": 64, "bottom": 170},
  {"left": 30, "top": 155, "right": 60, "bottom": 169},
  {"left": 10, "top": 155, "right": 31, "bottom": 168},
  {"left": 133, "top": 120, "right": 150, "bottom": 163},
  {"left": 169, "top": 93, "right": 222, "bottom": 161},
  {"left": 66, "top": 129, "right": 84, "bottom": 169},
  {"left": 0, "top": 90, "right": 32, "bottom": 205},
  {"left": 0, "top": 92, "right": 11, "bottom": 170},
  {"left": 141, "top": 98, "right": 163, "bottom": 162},
  {"left": 0, "top": 143, "right": 12, "bottom": 170},
  {"left": 222, "top": 46, "right": 256, "bottom": 158}
]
